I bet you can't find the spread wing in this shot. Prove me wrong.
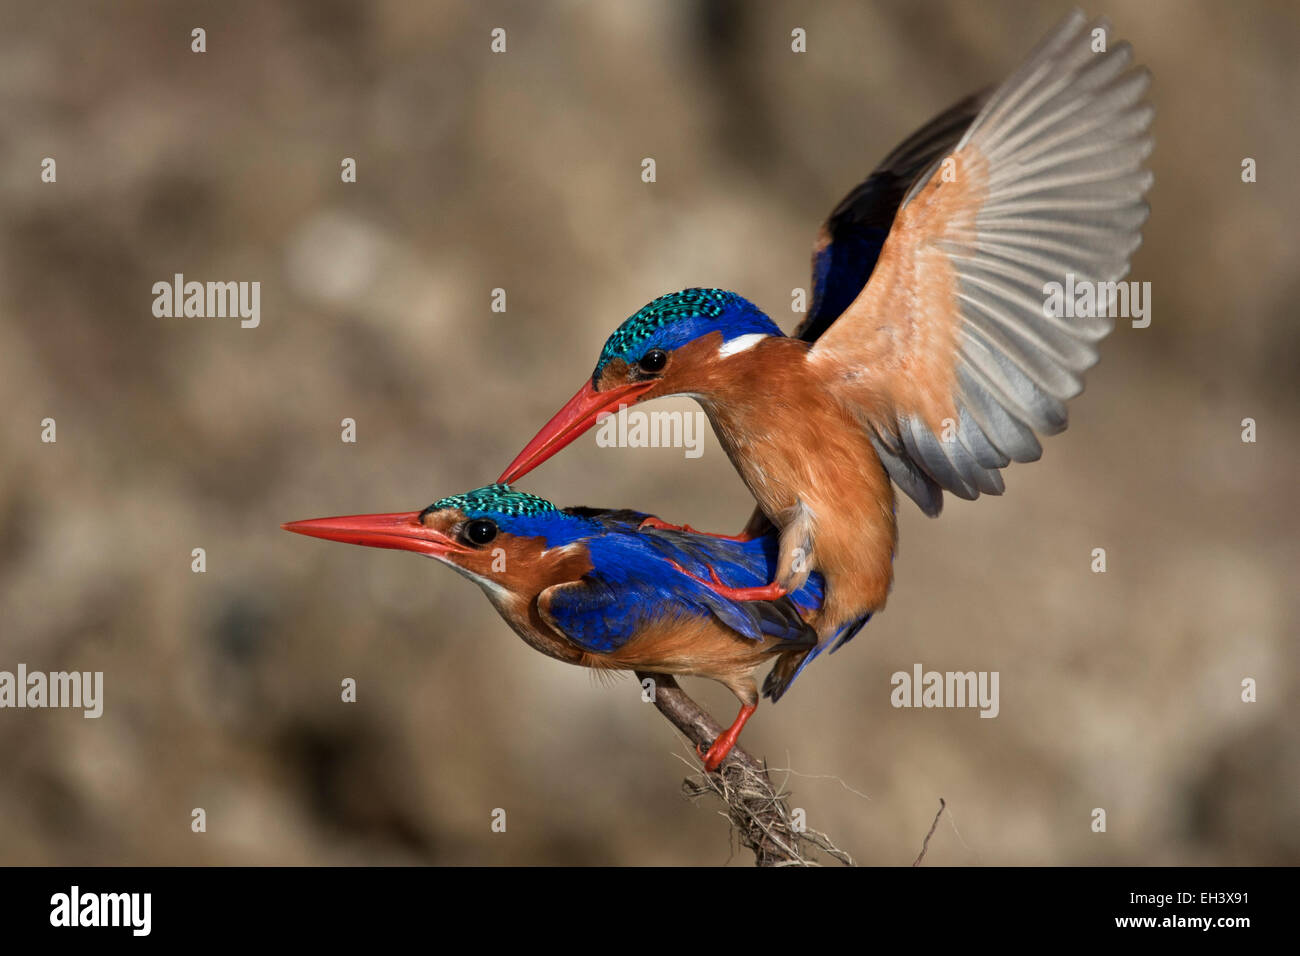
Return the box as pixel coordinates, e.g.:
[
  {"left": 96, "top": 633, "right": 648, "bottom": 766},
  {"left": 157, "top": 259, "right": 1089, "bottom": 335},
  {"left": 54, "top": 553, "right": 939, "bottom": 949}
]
[
  {"left": 796, "top": 88, "right": 990, "bottom": 343},
  {"left": 735, "top": 84, "right": 989, "bottom": 539},
  {"left": 807, "top": 10, "right": 1153, "bottom": 516}
]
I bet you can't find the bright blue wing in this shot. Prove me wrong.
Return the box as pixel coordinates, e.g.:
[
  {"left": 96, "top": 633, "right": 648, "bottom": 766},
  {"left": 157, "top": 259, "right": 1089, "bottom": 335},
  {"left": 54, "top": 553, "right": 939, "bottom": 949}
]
[
  {"left": 626, "top": 529, "right": 825, "bottom": 642},
  {"left": 538, "top": 528, "right": 823, "bottom": 656},
  {"left": 536, "top": 574, "right": 637, "bottom": 654}
]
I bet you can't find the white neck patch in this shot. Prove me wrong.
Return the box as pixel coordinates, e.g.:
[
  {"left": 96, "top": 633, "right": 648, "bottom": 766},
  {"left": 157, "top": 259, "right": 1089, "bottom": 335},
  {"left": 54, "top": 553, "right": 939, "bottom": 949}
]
[{"left": 717, "top": 333, "right": 767, "bottom": 358}]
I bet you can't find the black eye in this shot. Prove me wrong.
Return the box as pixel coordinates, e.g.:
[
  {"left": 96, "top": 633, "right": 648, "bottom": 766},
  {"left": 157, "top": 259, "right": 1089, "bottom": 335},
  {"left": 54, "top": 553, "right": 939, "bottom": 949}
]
[
  {"left": 638, "top": 349, "right": 668, "bottom": 374},
  {"left": 464, "top": 519, "right": 497, "bottom": 546}
]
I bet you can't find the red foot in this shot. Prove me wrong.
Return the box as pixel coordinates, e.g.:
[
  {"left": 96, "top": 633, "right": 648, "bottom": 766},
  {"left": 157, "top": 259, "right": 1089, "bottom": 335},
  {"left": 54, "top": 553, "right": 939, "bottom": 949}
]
[
  {"left": 668, "top": 559, "right": 788, "bottom": 602},
  {"left": 697, "top": 703, "right": 757, "bottom": 772},
  {"left": 638, "top": 516, "right": 756, "bottom": 542}
]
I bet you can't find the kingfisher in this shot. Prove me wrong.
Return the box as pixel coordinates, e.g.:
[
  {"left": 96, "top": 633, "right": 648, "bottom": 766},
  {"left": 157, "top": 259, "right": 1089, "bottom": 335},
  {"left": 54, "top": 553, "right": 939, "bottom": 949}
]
[
  {"left": 282, "top": 484, "right": 855, "bottom": 771},
  {"left": 498, "top": 11, "right": 1153, "bottom": 644}
]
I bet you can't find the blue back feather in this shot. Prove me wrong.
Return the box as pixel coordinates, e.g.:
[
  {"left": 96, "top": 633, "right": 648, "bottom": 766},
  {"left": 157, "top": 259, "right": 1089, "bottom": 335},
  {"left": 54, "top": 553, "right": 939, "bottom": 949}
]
[{"left": 577, "top": 528, "right": 823, "bottom": 646}]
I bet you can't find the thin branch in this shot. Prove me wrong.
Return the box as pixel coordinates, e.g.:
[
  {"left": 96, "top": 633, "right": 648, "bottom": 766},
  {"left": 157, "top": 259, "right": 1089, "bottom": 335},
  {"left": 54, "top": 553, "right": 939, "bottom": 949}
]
[
  {"left": 635, "top": 671, "right": 852, "bottom": 867},
  {"left": 912, "top": 797, "right": 947, "bottom": 867}
]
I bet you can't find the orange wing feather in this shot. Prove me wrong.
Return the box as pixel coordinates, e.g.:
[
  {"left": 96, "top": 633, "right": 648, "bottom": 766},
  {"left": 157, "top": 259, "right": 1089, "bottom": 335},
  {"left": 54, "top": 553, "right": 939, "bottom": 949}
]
[{"left": 807, "top": 10, "right": 1153, "bottom": 515}]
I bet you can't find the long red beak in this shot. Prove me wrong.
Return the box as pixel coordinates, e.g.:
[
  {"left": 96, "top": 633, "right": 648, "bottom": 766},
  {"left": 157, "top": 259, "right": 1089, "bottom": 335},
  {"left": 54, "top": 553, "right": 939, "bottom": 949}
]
[
  {"left": 280, "top": 511, "right": 467, "bottom": 557},
  {"left": 497, "top": 380, "right": 656, "bottom": 484}
]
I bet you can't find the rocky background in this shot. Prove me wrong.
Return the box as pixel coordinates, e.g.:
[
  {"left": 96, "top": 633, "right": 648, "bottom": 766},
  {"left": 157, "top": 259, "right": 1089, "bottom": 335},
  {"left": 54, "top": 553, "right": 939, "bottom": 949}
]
[{"left": 0, "top": 0, "right": 1296, "bottom": 864}]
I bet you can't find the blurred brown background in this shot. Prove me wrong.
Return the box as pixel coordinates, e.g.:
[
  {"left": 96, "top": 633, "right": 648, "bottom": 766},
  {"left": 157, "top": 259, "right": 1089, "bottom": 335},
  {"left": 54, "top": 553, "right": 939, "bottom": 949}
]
[{"left": 1, "top": 0, "right": 1296, "bottom": 865}]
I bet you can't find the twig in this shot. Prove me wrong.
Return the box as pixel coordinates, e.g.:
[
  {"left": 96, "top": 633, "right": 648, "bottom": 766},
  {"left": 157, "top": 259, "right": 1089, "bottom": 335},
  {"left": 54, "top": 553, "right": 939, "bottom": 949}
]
[
  {"left": 635, "top": 671, "right": 853, "bottom": 867},
  {"left": 912, "top": 797, "right": 947, "bottom": 867}
]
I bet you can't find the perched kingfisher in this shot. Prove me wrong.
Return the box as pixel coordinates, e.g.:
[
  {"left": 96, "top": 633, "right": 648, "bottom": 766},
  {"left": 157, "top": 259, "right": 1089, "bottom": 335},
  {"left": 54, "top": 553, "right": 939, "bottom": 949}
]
[
  {"left": 282, "top": 484, "right": 856, "bottom": 770},
  {"left": 499, "top": 12, "right": 1153, "bottom": 645}
]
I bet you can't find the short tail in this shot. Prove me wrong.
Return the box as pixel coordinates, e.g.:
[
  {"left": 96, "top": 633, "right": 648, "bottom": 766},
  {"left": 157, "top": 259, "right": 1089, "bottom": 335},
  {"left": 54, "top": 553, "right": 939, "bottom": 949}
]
[{"left": 762, "top": 614, "right": 872, "bottom": 702}]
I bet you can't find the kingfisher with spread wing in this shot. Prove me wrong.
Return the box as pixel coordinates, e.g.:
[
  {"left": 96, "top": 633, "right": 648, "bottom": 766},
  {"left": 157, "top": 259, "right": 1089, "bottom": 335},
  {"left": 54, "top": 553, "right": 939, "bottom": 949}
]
[
  {"left": 498, "top": 11, "right": 1153, "bottom": 663},
  {"left": 283, "top": 484, "right": 851, "bottom": 770}
]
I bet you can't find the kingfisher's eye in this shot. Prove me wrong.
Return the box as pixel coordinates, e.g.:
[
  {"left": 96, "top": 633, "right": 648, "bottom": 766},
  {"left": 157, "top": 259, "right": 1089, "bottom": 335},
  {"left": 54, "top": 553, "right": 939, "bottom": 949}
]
[
  {"left": 638, "top": 349, "right": 668, "bottom": 374},
  {"left": 464, "top": 519, "right": 498, "bottom": 546}
]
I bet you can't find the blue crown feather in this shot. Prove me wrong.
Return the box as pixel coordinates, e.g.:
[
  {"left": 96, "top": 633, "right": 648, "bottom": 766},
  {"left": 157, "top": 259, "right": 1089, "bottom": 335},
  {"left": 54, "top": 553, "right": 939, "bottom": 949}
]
[
  {"left": 594, "top": 288, "right": 781, "bottom": 380},
  {"left": 427, "top": 483, "right": 556, "bottom": 518},
  {"left": 424, "top": 484, "right": 596, "bottom": 547}
]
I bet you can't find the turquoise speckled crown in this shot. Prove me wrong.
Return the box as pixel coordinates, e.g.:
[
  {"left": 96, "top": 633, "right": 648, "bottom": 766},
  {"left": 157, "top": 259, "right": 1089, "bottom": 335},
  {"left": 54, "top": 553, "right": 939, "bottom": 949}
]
[
  {"left": 594, "top": 288, "right": 742, "bottom": 379},
  {"left": 427, "top": 483, "right": 557, "bottom": 518}
]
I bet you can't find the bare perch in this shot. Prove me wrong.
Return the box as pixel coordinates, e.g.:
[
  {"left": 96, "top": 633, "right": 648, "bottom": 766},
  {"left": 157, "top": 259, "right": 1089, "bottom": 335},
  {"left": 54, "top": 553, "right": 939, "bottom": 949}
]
[
  {"left": 635, "top": 671, "right": 852, "bottom": 867},
  {"left": 912, "top": 798, "right": 946, "bottom": 867}
]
